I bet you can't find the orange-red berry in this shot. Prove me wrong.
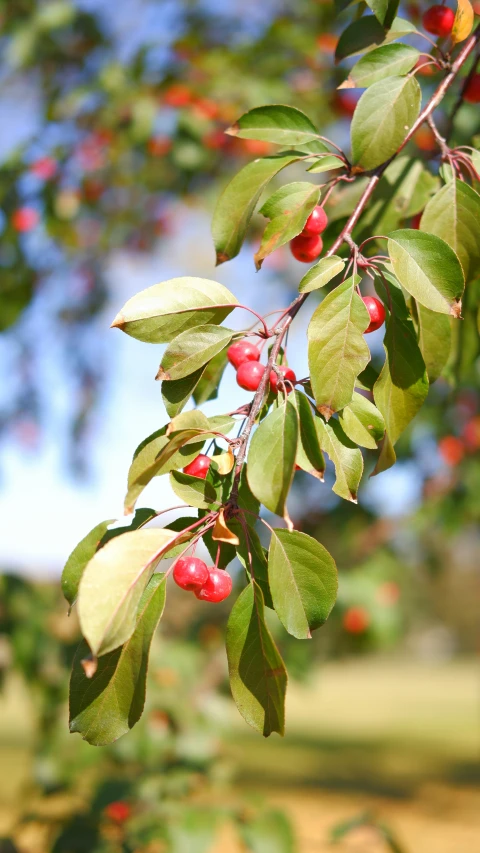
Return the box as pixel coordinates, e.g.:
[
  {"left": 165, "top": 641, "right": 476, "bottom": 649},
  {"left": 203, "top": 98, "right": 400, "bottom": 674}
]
[{"left": 302, "top": 206, "right": 328, "bottom": 236}]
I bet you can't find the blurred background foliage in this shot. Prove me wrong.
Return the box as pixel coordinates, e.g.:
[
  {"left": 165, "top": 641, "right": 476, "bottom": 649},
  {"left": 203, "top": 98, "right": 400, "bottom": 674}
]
[{"left": 0, "top": 1, "right": 479, "bottom": 851}]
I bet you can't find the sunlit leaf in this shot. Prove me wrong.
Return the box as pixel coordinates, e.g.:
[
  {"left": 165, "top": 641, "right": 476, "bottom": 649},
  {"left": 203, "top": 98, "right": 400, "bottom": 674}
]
[
  {"left": 78, "top": 529, "right": 177, "bottom": 657},
  {"left": 268, "top": 529, "right": 337, "bottom": 639},
  {"left": 291, "top": 390, "right": 325, "bottom": 478},
  {"left": 420, "top": 179, "right": 480, "bottom": 282},
  {"left": 255, "top": 182, "right": 321, "bottom": 269},
  {"left": 157, "top": 325, "right": 234, "bottom": 381},
  {"left": 247, "top": 400, "right": 298, "bottom": 517},
  {"left": 212, "top": 153, "right": 302, "bottom": 265},
  {"left": 62, "top": 519, "right": 115, "bottom": 608},
  {"left": 308, "top": 276, "right": 371, "bottom": 419},
  {"left": 298, "top": 256, "right": 345, "bottom": 293},
  {"left": 315, "top": 416, "right": 364, "bottom": 502},
  {"left": 341, "top": 43, "right": 419, "bottom": 88},
  {"left": 351, "top": 76, "right": 421, "bottom": 171},
  {"left": 112, "top": 277, "right": 238, "bottom": 344},
  {"left": 70, "top": 573, "right": 166, "bottom": 745},
  {"left": 413, "top": 301, "right": 452, "bottom": 383},
  {"left": 387, "top": 229, "right": 464, "bottom": 315},
  {"left": 227, "top": 104, "right": 323, "bottom": 147},
  {"left": 339, "top": 391, "right": 385, "bottom": 449}
]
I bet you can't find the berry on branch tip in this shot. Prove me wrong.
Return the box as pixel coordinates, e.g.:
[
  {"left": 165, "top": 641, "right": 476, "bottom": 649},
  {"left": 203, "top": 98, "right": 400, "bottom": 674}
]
[
  {"left": 183, "top": 454, "right": 211, "bottom": 479},
  {"left": 362, "top": 296, "right": 386, "bottom": 333},
  {"left": 422, "top": 5, "right": 455, "bottom": 37}
]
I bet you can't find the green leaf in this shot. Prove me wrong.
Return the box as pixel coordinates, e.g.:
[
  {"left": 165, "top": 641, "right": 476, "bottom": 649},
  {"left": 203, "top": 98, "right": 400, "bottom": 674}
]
[
  {"left": 69, "top": 573, "right": 166, "bottom": 745},
  {"left": 315, "top": 416, "right": 364, "bottom": 502},
  {"left": 292, "top": 391, "right": 325, "bottom": 478},
  {"left": 247, "top": 400, "right": 298, "bottom": 517},
  {"left": 62, "top": 519, "right": 115, "bottom": 608},
  {"left": 268, "top": 529, "right": 337, "bottom": 639},
  {"left": 238, "top": 809, "right": 295, "bottom": 853},
  {"left": 157, "top": 325, "right": 234, "bottom": 381},
  {"left": 125, "top": 412, "right": 212, "bottom": 513},
  {"left": 255, "top": 182, "right": 321, "bottom": 269},
  {"left": 307, "top": 154, "right": 345, "bottom": 173},
  {"left": 212, "top": 152, "right": 302, "bottom": 265},
  {"left": 298, "top": 256, "right": 345, "bottom": 293},
  {"left": 414, "top": 301, "right": 452, "bottom": 383},
  {"left": 161, "top": 367, "right": 205, "bottom": 418},
  {"left": 351, "top": 76, "right": 421, "bottom": 171},
  {"left": 226, "top": 582, "right": 287, "bottom": 737},
  {"left": 168, "top": 809, "right": 219, "bottom": 853},
  {"left": 339, "top": 391, "right": 385, "bottom": 449},
  {"left": 227, "top": 104, "right": 322, "bottom": 148},
  {"left": 335, "top": 16, "right": 387, "bottom": 61},
  {"left": 420, "top": 180, "right": 480, "bottom": 282},
  {"left": 235, "top": 524, "right": 273, "bottom": 609},
  {"left": 307, "top": 276, "right": 371, "bottom": 418},
  {"left": 342, "top": 43, "right": 419, "bottom": 88},
  {"left": 100, "top": 508, "right": 158, "bottom": 546},
  {"left": 111, "top": 277, "right": 238, "bottom": 343},
  {"left": 356, "top": 157, "right": 439, "bottom": 238},
  {"left": 193, "top": 347, "right": 229, "bottom": 405},
  {"left": 387, "top": 229, "right": 464, "bottom": 316},
  {"left": 373, "top": 276, "right": 428, "bottom": 445},
  {"left": 365, "top": 0, "right": 400, "bottom": 27},
  {"left": 78, "top": 529, "right": 177, "bottom": 657},
  {"left": 169, "top": 470, "right": 219, "bottom": 509}
]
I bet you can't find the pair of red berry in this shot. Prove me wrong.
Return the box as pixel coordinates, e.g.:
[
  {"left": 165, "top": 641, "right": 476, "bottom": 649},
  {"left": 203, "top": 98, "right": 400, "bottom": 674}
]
[
  {"left": 290, "top": 205, "right": 328, "bottom": 263},
  {"left": 227, "top": 340, "right": 296, "bottom": 393},
  {"left": 173, "top": 556, "right": 232, "bottom": 602}
]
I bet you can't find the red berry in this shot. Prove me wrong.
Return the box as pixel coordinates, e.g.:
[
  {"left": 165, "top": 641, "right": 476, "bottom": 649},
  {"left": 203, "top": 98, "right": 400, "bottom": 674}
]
[
  {"left": 173, "top": 556, "right": 209, "bottom": 591},
  {"left": 12, "top": 207, "right": 39, "bottom": 233},
  {"left": 227, "top": 340, "right": 261, "bottom": 369},
  {"left": 104, "top": 801, "right": 131, "bottom": 823},
  {"left": 269, "top": 364, "right": 297, "bottom": 392},
  {"left": 422, "top": 5, "right": 455, "bottom": 36},
  {"left": 411, "top": 212, "right": 423, "bottom": 229},
  {"left": 362, "top": 296, "right": 386, "bottom": 333},
  {"left": 438, "top": 435, "right": 465, "bottom": 465},
  {"left": 30, "top": 156, "right": 57, "bottom": 180},
  {"left": 290, "top": 234, "right": 323, "bottom": 263},
  {"left": 183, "top": 454, "right": 211, "bottom": 479},
  {"left": 195, "top": 568, "right": 232, "bottom": 602},
  {"left": 236, "top": 361, "right": 265, "bottom": 391},
  {"left": 463, "top": 73, "right": 480, "bottom": 104},
  {"left": 302, "top": 206, "right": 328, "bottom": 236},
  {"left": 462, "top": 415, "right": 480, "bottom": 451},
  {"left": 343, "top": 606, "right": 370, "bottom": 634}
]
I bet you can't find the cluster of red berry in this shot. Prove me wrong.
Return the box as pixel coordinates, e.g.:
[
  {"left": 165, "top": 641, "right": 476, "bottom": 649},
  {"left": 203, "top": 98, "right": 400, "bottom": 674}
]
[
  {"left": 227, "top": 340, "right": 297, "bottom": 393},
  {"left": 290, "top": 205, "right": 328, "bottom": 263},
  {"left": 173, "top": 555, "right": 232, "bottom": 602}
]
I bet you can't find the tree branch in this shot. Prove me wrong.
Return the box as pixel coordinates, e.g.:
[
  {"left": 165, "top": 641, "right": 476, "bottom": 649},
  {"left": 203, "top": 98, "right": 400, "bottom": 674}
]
[{"left": 229, "top": 25, "right": 480, "bottom": 504}]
